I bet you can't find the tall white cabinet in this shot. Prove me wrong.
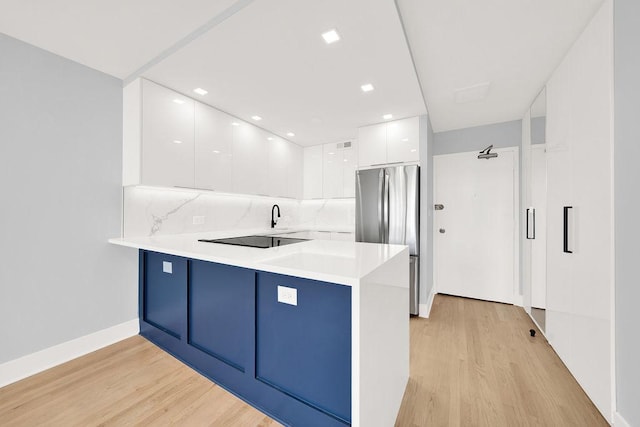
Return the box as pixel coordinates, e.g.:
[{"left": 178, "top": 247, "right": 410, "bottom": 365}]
[{"left": 544, "top": 2, "right": 613, "bottom": 422}]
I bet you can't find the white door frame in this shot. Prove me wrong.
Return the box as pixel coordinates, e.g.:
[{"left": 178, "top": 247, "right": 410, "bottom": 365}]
[{"left": 432, "top": 146, "right": 520, "bottom": 305}]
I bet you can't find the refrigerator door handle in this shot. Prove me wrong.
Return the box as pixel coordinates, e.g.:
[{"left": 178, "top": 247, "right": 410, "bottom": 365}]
[
  {"left": 377, "top": 169, "right": 385, "bottom": 241},
  {"left": 383, "top": 172, "right": 390, "bottom": 243}
]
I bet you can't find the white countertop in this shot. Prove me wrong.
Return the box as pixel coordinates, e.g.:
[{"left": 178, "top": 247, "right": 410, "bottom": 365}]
[{"left": 108, "top": 228, "right": 408, "bottom": 286}]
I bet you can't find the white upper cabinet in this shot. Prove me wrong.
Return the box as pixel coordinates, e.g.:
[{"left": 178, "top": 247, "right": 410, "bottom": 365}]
[
  {"left": 357, "top": 116, "right": 420, "bottom": 167},
  {"left": 342, "top": 140, "right": 357, "bottom": 197},
  {"left": 303, "top": 145, "right": 323, "bottom": 199},
  {"left": 267, "top": 135, "right": 290, "bottom": 198},
  {"left": 194, "top": 102, "right": 233, "bottom": 192},
  {"left": 323, "top": 143, "right": 343, "bottom": 199},
  {"left": 357, "top": 123, "right": 387, "bottom": 166},
  {"left": 321, "top": 141, "right": 358, "bottom": 199},
  {"left": 137, "top": 79, "right": 302, "bottom": 197},
  {"left": 141, "top": 80, "right": 195, "bottom": 187},
  {"left": 232, "top": 121, "right": 268, "bottom": 196},
  {"left": 287, "top": 143, "right": 303, "bottom": 199},
  {"left": 386, "top": 117, "right": 419, "bottom": 163}
]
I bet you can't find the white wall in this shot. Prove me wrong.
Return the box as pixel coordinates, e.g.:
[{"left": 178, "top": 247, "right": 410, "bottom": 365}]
[
  {"left": 614, "top": 0, "right": 640, "bottom": 425},
  {"left": 0, "top": 34, "right": 138, "bottom": 364},
  {"left": 419, "top": 115, "right": 434, "bottom": 312}
]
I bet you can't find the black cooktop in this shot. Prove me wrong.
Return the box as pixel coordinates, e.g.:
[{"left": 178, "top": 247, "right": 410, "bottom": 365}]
[{"left": 198, "top": 235, "right": 308, "bottom": 249}]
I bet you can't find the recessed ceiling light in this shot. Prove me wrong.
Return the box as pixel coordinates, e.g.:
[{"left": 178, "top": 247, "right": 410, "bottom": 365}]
[
  {"left": 213, "top": 150, "right": 220, "bottom": 154},
  {"left": 173, "top": 140, "right": 183, "bottom": 144},
  {"left": 286, "top": 132, "right": 295, "bottom": 137},
  {"left": 410, "top": 149, "right": 417, "bottom": 152},
  {"left": 193, "top": 88, "right": 208, "bottom": 96},
  {"left": 383, "top": 114, "right": 393, "bottom": 120},
  {"left": 328, "top": 152, "right": 335, "bottom": 155},
  {"left": 401, "top": 138, "right": 409, "bottom": 142},
  {"left": 251, "top": 115, "right": 262, "bottom": 121},
  {"left": 343, "top": 158, "right": 348, "bottom": 162},
  {"left": 322, "top": 29, "right": 340, "bottom": 44},
  {"left": 267, "top": 137, "right": 274, "bottom": 141},
  {"left": 361, "top": 83, "right": 374, "bottom": 93},
  {"left": 173, "top": 99, "right": 185, "bottom": 105},
  {"left": 231, "top": 122, "right": 240, "bottom": 126}
]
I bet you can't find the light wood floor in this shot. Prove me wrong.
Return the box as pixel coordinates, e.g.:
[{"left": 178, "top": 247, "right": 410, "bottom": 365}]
[{"left": 0, "top": 295, "right": 607, "bottom": 426}]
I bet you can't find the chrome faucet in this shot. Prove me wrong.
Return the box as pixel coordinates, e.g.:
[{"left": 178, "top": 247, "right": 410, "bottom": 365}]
[{"left": 271, "top": 204, "right": 280, "bottom": 228}]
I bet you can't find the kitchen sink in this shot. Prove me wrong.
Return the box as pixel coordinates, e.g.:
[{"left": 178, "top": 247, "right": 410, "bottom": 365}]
[{"left": 198, "top": 235, "right": 308, "bottom": 249}]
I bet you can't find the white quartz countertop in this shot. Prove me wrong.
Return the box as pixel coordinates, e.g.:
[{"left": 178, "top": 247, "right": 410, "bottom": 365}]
[{"left": 108, "top": 228, "right": 408, "bottom": 286}]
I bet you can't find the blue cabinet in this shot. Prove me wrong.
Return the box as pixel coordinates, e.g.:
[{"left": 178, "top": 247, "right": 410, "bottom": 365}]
[
  {"left": 142, "top": 251, "right": 187, "bottom": 339},
  {"left": 256, "top": 272, "right": 352, "bottom": 423},
  {"left": 139, "top": 250, "right": 352, "bottom": 426},
  {"left": 189, "top": 260, "right": 254, "bottom": 372}
]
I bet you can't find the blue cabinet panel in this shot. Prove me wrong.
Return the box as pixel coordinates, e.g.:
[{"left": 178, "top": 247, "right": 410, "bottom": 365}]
[
  {"left": 256, "top": 272, "right": 352, "bottom": 423},
  {"left": 143, "top": 251, "right": 187, "bottom": 339},
  {"left": 189, "top": 260, "right": 254, "bottom": 372}
]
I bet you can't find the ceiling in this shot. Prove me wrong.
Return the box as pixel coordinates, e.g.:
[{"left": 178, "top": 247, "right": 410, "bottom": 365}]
[
  {"left": 0, "top": 0, "right": 238, "bottom": 78},
  {"left": 397, "top": 0, "right": 605, "bottom": 132},
  {"left": 0, "top": 0, "right": 605, "bottom": 142}
]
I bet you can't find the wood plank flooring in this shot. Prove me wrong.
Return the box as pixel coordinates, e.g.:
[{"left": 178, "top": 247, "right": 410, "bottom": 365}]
[
  {"left": 395, "top": 295, "right": 607, "bottom": 426},
  {"left": 0, "top": 295, "right": 608, "bottom": 426}
]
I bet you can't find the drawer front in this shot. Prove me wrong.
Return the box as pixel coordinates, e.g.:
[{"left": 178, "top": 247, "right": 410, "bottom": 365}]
[{"left": 255, "top": 272, "right": 352, "bottom": 423}]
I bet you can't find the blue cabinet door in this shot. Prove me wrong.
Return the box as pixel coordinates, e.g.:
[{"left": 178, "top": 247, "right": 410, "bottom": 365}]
[
  {"left": 142, "top": 251, "right": 187, "bottom": 339},
  {"left": 188, "top": 260, "right": 255, "bottom": 372},
  {"left": 255, "top": 272, "right": 352, "bottom": 424}
]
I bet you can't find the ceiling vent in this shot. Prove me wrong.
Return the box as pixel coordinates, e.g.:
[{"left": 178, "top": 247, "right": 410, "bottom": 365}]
[{"left": 454, "top": 82, "right": 491, "bottom": 104}]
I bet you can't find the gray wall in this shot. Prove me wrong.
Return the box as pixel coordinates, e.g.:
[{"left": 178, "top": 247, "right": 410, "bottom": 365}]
[
  {"left": 0, "top": 34, "right": 138, "bottom": 363},
  {"left": 531, "top": 117, "right": 546, "bottom": 145},
  {"left": 433, "top": 119, "right": 522, "bottom": 155},
  {"left": 614, "top": 0, "right": 640, "bottom": 424}
]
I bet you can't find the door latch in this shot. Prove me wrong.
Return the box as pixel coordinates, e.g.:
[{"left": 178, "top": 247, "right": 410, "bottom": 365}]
[{"left": 434, "top": 204, "right": 444, "bottom": 211}]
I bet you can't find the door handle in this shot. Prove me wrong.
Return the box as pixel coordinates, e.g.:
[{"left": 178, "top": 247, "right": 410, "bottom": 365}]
[
  {"left": 439, "top": 228, "right": 445, "bottom": 234},
  {"left": 563, "top": 206, "right": 573, "bottom": 253},
  {"left": 526, "top": 208, "right": 536, "bottom": 239}
]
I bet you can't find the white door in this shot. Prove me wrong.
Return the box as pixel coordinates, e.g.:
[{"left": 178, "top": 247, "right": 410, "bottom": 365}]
[
  {"left": 530, "top": 145, "right": 547, "bottom": 308},
  {"left": 434, "top": 148, "right": 517, "bottom": 304}
]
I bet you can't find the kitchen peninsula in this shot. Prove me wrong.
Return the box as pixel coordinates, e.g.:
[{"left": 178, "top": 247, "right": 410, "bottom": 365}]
[{"left": 109, "top": 230, "right": 409, "bottom": 427}]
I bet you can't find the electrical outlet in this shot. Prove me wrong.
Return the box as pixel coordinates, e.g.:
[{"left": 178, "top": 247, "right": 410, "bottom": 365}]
[
  {"left": 192, "top": 215, "right": 205, "bottom": 225},
  {"left": 277, "top": 285, "right": 297, "bottom": 306},
  {"left": 162, "top": 261, "right": 173, "bottom": 274}
]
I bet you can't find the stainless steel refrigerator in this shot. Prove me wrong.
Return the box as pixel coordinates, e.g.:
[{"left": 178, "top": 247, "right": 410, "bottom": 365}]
[{"left": 355, "top": 165, "right": 420, "bottom": 315}]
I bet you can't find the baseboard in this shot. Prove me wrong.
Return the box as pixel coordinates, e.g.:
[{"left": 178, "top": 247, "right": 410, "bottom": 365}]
[
  {"left": 418, "top": 291, "right": 436, "bottom": 318},
  {"left": 0, "top": 319, "right": 139, "bottom": 388},
  {"left": 614, "top": 411, "right": 631, "bottom": 427}
]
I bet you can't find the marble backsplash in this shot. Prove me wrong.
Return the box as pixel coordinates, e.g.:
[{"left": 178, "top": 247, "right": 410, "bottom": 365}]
[{"left": 123, "top": 186, "right": 355, "bottom": 237}]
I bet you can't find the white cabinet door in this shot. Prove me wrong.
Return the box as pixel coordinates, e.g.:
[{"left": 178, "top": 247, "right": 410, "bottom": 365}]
[
  {"left": 342, "top": 140, "right": 357, "bottom": 197},
  {"left": 323, "top": 143, "right": 342, "bottom": 199},
  {"left": 303, "top": 146, "right": 323, "bottom": 199},
  {"left": 287, "top": 143, "right": 303, "bottom": 199},
  {"left": 141, "top": 80, "right": 194, "bottom": 187},
  {"left": 267, "top": 135, "right": 290, "bottom": 197},
  {"left": 232, "top": 121, "right": 268, "bottom": 195},
  {"left": 194, "top": 103, "right": 233, "bottom": 192},
  {"left": 387, "top": 117, "right": 419, "bottom": 163},
  {"left": 357, "top": 123, "right": 386, "bottom": 167}
]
